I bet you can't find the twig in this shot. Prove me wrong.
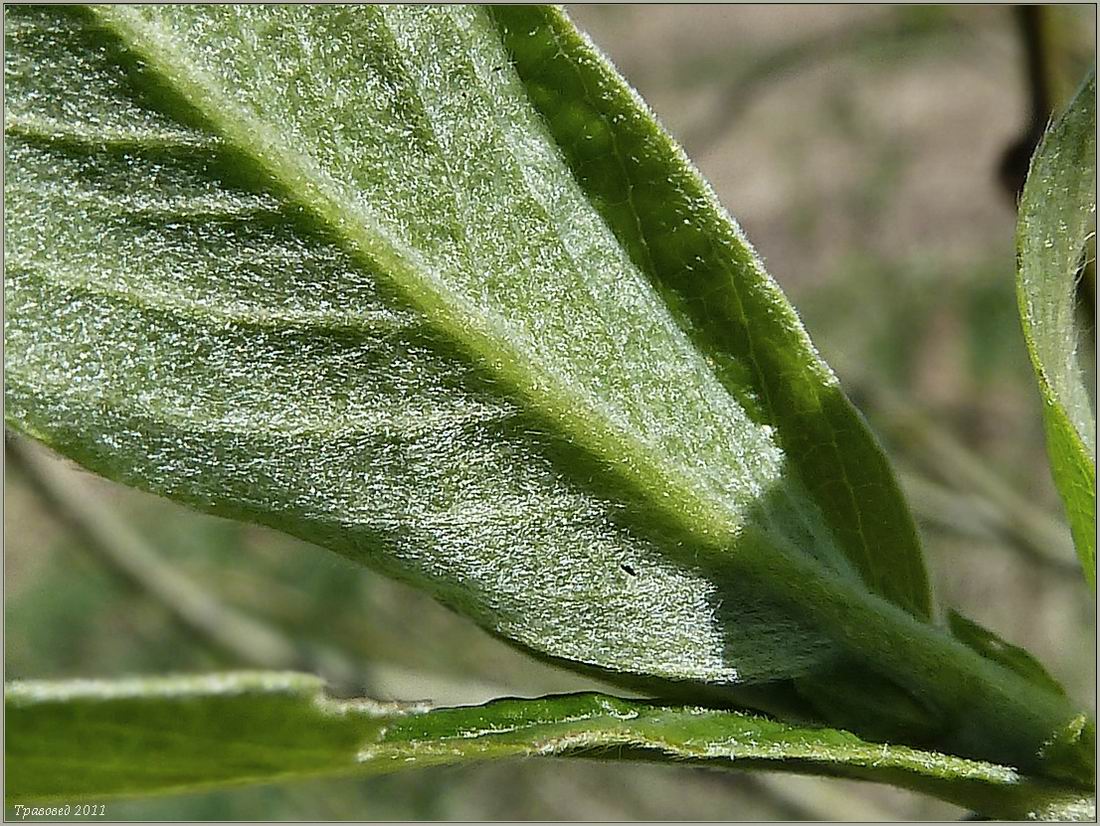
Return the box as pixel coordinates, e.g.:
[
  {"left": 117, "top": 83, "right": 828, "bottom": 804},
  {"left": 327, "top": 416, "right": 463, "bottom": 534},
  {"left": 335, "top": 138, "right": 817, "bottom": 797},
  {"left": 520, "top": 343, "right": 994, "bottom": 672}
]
[
  {"left": 998, "top": 6, "right": 1054, "bottom": 201},
  {"left": 681, "top": 12, "right": 965, "bottom": 157},
  {"left": 6, "top": 434, "right": 375, "bottom": 694},
  {"left": 855, "top": 385, "right": 1080, "bottom": 579},
  {"left": 751, "top": 773, "right": 906, "bottom": 821},
  {"left": 897, "top": 468, "right": 1081, "bottom": 581}
]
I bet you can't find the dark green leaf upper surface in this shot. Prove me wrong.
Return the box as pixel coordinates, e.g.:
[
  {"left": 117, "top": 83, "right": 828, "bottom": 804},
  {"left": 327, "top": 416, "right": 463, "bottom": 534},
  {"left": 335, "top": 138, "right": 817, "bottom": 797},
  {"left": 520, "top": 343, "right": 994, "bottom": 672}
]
[
  {"left": 7, "top": 673, "right": 1093, "bottom": 820},
  {"left": 5, "top": 673, "right": 390, "bottom": 803},
  {"left": 4, "top": 5, "right": 927, "bottom": 687},
  {"left": 1016, "top": 72, "right": 1097, "bottom": 588}
]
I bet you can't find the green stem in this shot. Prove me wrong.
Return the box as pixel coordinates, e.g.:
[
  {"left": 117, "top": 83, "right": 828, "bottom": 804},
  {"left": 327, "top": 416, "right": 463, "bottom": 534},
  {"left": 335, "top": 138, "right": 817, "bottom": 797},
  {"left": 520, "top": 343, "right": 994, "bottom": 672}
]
[{"left": 734, "top": 529, "right": 1093, "bottom": 786}]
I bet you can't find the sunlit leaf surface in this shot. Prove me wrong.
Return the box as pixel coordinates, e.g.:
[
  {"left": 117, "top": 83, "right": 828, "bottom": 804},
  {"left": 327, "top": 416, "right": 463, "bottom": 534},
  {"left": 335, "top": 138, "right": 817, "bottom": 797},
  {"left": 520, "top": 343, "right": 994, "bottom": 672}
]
[{"left": 4, "top": 5, "right": 930, "bottom": 686}]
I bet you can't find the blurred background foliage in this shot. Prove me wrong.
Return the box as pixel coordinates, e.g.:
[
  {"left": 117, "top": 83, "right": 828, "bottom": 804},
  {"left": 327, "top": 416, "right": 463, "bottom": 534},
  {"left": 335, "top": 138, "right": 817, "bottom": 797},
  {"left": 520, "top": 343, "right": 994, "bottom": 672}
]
[{"left": 4, "top": 5, "right": 1096, "bottom": 820}]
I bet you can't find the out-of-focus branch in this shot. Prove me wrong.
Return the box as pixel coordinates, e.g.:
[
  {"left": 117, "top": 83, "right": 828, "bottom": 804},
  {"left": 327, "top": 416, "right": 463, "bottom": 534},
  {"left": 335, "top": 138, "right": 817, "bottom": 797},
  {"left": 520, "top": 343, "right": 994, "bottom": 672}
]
[
  {"left": 682, "top": 12, "right": 965, "bottom": 157},
  {"left": 898, "top": 468, "right": 1080, "bottom": 580},
  {"left": 998, "top": 6, "right": 1054, "bottom": 201},
  {"left": 6, "top": 434, "right": 374, "bottom": 693},
  {"left": 856, "top": 387, "right": 1080, "bottom": 579},
  {"left": 999, "top": 7, "right": 1094, "bottom": 332},
  {"left": 752, "top": 774, "right": 906, "bottom": 822}
]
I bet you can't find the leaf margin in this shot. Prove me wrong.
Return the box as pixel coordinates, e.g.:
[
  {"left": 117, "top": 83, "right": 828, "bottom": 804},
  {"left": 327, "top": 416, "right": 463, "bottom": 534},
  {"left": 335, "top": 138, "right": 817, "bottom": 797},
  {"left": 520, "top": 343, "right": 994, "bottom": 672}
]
[
  {"left": 1016, "top": 69, "right": 1097, "bottom": 588},
  {"left": 6, "top": 672, "right": 1094, "bottom": 821}
]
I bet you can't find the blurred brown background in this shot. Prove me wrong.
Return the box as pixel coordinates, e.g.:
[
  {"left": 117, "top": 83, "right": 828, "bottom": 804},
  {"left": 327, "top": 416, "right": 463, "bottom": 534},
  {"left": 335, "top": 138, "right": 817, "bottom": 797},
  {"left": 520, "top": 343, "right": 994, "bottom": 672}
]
[{"left": 5, "top": 5, "right": 1096, "bottom": 820}]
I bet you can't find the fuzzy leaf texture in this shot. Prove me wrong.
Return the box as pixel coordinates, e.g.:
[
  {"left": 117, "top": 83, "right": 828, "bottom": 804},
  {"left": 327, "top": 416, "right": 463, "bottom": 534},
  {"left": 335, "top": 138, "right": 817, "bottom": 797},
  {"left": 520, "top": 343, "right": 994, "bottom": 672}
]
[
  {"left": 3, "top": 4, "right": 930, "bottom": 689},
  {"left": 1016, "top": 71, "right": 1097, "bottom": 588},
  {"left": 6, "top": 673, "right": 1093, "bottom": 821}
]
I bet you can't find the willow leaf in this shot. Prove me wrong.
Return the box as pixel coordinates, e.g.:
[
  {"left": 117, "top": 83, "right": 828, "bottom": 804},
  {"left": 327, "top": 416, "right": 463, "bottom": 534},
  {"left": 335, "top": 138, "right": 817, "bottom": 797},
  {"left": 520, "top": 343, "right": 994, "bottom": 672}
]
[
  {"left": 3, "top": 5, "right": 927, "bottom": 686},
  {"left": 6, "top": 674, "right": 1093, "bottom": 821},
  {"left": 1016, "top": 71, "right": 1097, "bottom": 588},
  {"left": 949, "top": 611, "right": 1066, "bottom": 697},
  {"left": 7, "top": 5, "right": 1096, "bottom": 778},
  {"left": 491, "top": 5, "right": 931, "bottom": 620}
]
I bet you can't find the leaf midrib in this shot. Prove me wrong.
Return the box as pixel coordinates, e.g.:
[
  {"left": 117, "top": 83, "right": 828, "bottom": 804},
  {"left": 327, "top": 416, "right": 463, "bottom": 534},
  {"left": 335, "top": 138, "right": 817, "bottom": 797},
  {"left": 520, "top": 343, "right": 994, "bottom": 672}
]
[
  {"left": 503, "top": 8, "right": 924, "bottom": 610},
  {"left": 89, "top": 5, "right": 750, "bottom": 554}
]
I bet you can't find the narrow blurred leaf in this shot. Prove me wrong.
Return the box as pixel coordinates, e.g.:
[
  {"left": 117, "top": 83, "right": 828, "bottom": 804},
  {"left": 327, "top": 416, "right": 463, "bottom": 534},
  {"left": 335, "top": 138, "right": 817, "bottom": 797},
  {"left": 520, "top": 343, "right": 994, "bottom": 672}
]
[
  {"left": 3, "top": 5, "right": 929, "bottom": 688},
  {"left": 6, "top": 674, "right": 1093, "bottom": 820},
  {"left": 1016, "top": 71, "right": 1097, "bottom": 588},
  {"left": 949, "top": 611, "right": 1066, "bottom": 697}
]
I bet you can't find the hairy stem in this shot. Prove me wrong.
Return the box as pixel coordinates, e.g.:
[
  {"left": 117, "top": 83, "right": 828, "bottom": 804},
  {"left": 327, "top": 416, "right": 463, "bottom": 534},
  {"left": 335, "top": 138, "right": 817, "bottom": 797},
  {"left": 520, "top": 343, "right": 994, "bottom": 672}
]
[{"left": 733, "top": 529, "right": 1093, "bottom": 787}]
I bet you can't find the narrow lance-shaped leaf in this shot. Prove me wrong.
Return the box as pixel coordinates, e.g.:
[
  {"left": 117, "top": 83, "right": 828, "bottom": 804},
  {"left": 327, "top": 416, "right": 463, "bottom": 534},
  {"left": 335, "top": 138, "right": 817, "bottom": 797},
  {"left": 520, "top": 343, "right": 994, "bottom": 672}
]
[
  {"left": 3, "top": 5, "right": 924, "bottom": 687},
  {"left": 948, "top": 611, "right": 1066, "bottom": 697},
  {"left": 6, "top": 674, "right": 1094, "bottom": 821},
  {"left": 1016, "top": 71, "right": 1097, "bottom": 588}
]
